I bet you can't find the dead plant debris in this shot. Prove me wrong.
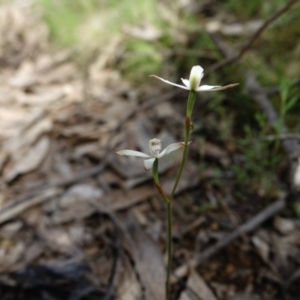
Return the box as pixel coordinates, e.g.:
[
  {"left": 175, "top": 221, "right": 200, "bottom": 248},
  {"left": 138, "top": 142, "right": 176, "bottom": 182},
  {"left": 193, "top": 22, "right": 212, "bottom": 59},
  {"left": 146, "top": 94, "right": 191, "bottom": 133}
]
[{"left": 0, "top": 2, "right": 300, "bottom": 300}]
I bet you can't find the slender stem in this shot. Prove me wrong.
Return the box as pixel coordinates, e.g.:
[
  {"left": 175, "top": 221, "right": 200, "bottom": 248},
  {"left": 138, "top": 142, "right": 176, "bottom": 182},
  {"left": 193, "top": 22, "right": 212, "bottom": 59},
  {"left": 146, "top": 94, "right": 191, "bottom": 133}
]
[
  {"left": 152, "top": 159, "right": 159, "bottom": 185},
  {"left": 170, "top": 91, "right": 196, "bottom": 199},
  {"left": 153, "top": 159, "right": 172, "bottom": 300},
  {"left": 165, "top": 200, "right": 172, "bottom": 300},
  {"left": 164, "top": 91, "right": 196, "bottom": 300},
  {"left": 153, "top": 159, "right": 170, "bottom": 203},
  {"left": 186, "top": 91, "right": 196, "bottom": 119}
]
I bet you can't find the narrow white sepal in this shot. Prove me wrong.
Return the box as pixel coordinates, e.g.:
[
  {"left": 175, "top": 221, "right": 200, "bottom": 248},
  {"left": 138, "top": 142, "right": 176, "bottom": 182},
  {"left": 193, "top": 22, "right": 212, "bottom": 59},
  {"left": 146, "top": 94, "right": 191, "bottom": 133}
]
[
  {"left": 181, "top": 78, "right": 190, "bottom": 88},
  {"left": 197, "top": 83, "right": 239, "bottom": 91},
  {"left": 116, "top": 149, "right": 150, "bottom": 158},
  {"left": 157, "top": 142, "right": 186, "bottom": 158},
  {"left": 150, "top": 75, "right": 190, "bottom": 90},
  {"left": 197, "top": 85, "right": 221, "bottom": 91}
]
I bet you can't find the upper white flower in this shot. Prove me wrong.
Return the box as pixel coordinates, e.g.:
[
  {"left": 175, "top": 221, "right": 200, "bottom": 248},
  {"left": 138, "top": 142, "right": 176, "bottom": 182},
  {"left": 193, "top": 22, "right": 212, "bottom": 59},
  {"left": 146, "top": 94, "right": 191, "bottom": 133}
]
[
  {"left": 116, "top": 138, "right": 186, "bottom": 170},
  {"left": 150, "top": 65, "right": 238, "bottom": 92}
]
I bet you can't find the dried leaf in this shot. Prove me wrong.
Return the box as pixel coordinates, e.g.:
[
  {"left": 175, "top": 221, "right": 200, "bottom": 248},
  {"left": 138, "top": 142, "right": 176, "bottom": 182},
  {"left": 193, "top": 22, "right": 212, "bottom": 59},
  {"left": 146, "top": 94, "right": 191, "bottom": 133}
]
[
  {"left": 0, "top": 188, "right": 62, "bottom": 225},
  {"left": 108, "top": 186, "right": 156, "bottom": 211},
  {"left": 271, "top": 231, "right": 300, "bottom": 269},
  {"left": 162, "top": 161, "right": 200, "bottom": 195},
  {"left": 0, "top": 241, "right": 25, "bottom": 271},
  {"left": 122, "top": 22, "right": 162, "bottom": 41},
  {"left": 0, "top": 3, "right": 48, "bottom": 65},
  {"left": 273, "top": 216, "right": 296, "bottom": 235},
  {"left": 252, "top": 236, "right": 270, "bottom": 263},
  {"left": 121, "top": 214, "right": 166, "bottom": 300},
  {"left": 59, "top": 184, "right": 103, "bottom": 209},
  {"left": 116, "top": 259, "right": 142, "bottom": 300},
  {"left": 2, "top": 110, "right": 49, "bottom": 157},
  {"left": 179, "top": 270, "right": 218, "bottom": 300},
  {"left": 0, "top": 107, "right": 27, "bottom": 139},
  {"left": 5, "top": 136, "right": 50, "bottom": 182},
  {"left": 293, "top": 157, "right": 300, "bottom": 189},
  {"left": 230, "top": 293, "right": 261, "bottom": 300},
  {"left": 200, "top": 141, "right": 231, "bottom": 167},
  {"left": 15, "top": 88, "right": 64, "bottom": 106},
  {"left": 205, "top": 20, "right": 264, "bottom": 36}
]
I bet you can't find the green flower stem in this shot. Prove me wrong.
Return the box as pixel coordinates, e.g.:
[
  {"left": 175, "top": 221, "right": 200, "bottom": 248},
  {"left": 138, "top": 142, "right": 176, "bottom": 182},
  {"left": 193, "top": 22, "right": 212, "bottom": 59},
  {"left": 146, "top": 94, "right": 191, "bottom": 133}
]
[
  {"left": 170, "top": 91, "right": 196, "bottom": 199},
  {"left": 186, "top": 90, "right": 196, "bottom": 119},
  {"left": 152, "top": 159, "right": 171, "bottom": 300},
  {"left": 152, "top": 159, "right": 169, "bottom": 203},
  {"left": 165, "top": 200, "right": 172, "bottom": 300},
  {"left": 152, "top": 158, "right": 159, "bottom": 185},
  {"left": 164, "top": 91, "right": 196, "bottom": 300}
]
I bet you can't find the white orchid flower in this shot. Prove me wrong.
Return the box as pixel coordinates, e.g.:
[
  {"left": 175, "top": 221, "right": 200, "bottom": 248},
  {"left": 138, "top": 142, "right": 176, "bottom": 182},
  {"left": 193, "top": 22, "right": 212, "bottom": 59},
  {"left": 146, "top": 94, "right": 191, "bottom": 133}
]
[
  {"left": 150, "top": 65, "right": 238, "bottom": 92},
  {"left": 116, "top": 138, "right": 186, "bottom": 171}
]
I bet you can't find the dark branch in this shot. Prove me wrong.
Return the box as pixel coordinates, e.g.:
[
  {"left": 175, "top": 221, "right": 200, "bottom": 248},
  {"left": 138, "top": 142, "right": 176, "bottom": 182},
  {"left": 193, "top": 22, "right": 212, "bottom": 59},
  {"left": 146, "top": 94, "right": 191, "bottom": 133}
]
[{"left": 207, "top": 0, "right": 298, "bottom": 73}]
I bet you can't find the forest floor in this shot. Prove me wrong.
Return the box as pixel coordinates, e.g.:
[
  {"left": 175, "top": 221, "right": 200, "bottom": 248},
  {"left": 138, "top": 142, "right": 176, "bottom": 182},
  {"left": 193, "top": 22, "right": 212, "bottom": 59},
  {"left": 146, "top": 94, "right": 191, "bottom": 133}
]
[{"left": 0, "top": 1, "right": 300, "bottom": 300}]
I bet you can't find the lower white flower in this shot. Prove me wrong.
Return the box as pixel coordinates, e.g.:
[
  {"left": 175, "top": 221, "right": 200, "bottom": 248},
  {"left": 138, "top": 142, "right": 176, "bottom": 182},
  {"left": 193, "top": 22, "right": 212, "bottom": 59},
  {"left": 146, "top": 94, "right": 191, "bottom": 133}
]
[{"left": 116, "top": 138, "right": 187, "bottom": 170}]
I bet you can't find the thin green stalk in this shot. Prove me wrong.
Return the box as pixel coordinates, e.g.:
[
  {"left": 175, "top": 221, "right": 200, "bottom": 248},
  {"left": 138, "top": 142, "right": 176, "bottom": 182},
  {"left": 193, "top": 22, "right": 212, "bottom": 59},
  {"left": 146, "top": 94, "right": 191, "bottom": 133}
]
[
  {"left": 170, "top": 91, "right": 196, "bottom": 199},
  {"left": 153, "top": 159, "right": 169, "bottom": 203},
  {"left": 164, "top": 91, "right": 196, "bottom": 300},
  {"left": 186, "top": 91, "right": 196, "bottom": 119},
  {"left": 165, "top": 200, "right": 172, "bottom": 300},
  {"left": 152, "top": 158, "right": 159, "bottom": 185},
  {"left": 152, "top": 159, "right": 172, "bottom": 300}
]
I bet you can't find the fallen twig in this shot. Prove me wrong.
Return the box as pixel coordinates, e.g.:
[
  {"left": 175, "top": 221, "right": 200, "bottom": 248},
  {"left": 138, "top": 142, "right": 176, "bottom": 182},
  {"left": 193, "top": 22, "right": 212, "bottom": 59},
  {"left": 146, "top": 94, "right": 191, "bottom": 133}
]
[
  {"left": 171, "top": 196, "right": 286, "bottom": 283},
  {"left": 259, "top": 133, "right": 300, "bottom": 141},
  {"left": 207, "top": 0, "right": 298, "bottom": 73}
]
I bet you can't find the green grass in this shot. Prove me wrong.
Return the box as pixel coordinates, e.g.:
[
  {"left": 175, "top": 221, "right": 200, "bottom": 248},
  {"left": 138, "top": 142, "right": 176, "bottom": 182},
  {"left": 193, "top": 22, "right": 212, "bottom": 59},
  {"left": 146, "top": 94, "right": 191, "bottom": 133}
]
[
  {"left": 37, "top": 0, "right": 100, "bottom": 46},
  {"left": 37, "top": 0, "right": 177, "bottom": 80}
]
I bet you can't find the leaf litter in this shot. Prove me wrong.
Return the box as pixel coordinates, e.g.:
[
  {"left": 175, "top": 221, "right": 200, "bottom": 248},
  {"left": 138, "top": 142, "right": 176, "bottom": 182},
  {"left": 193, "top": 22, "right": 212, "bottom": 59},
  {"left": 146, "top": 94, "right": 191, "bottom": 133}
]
[{"left": 0, "top": 1, "right": 300, "bottom": 300}]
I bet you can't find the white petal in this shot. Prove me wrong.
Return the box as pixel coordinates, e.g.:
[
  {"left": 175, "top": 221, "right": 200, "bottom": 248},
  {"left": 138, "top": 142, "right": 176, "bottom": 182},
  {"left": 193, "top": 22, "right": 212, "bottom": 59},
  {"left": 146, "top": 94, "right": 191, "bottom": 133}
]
[
  {"left": 116, "top": 149, "right": 150, "bottom": 158},
  {"left": 144, "top": 158, "right": 156, "bottom": 170},
  {"left": 150, "top": 75, "right": 190, "bottom": 90},
  {"left": 189, "top": 65, "right": 204, "bottom": 91},
  {"left": 197, "top": 83, "right": 239, "bottom": 91},
  {"left": 190, "top": 65, "right": 204, "bottom": 78},
  {"left": 157, "top": 142, "right": 186, "bottom": 158},
  {"left": 181, "top": 78, "right": 190, "bottom": 88}
]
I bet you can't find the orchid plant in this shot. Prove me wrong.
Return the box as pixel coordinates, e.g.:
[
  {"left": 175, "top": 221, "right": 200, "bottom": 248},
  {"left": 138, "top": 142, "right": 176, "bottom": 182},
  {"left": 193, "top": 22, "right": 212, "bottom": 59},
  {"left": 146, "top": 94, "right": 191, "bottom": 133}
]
[{"left": 116, "top": 65, "right": 238, "bottom": 300}]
